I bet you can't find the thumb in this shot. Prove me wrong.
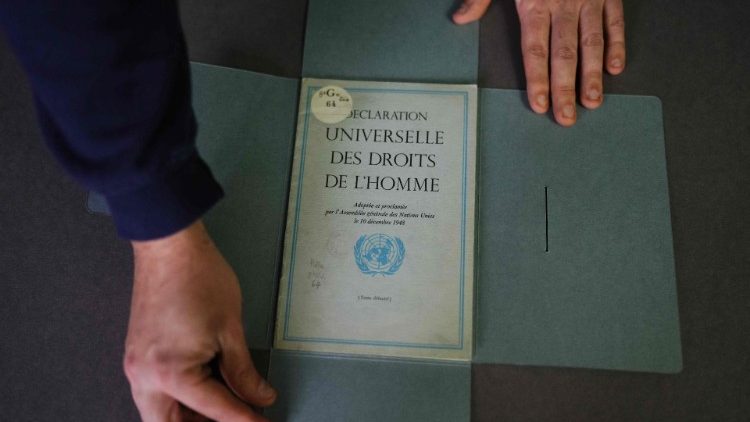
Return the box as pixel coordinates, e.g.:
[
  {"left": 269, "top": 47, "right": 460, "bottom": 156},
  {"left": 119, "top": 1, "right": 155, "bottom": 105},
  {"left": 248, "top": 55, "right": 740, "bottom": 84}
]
[
  {"left": 452, "top": 0, "right": 492, "bottom": 25},
  {"left": 219, "top": 327, "right": 278, "bottom": 408},
  {"left": 131, "top": 389, "right": 181, "bottom": 422}
]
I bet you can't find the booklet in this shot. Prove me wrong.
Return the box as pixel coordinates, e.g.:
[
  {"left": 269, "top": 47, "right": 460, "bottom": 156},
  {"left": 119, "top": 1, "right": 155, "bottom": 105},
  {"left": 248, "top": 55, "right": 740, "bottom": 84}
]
[{"left": 274, "top": 78, "right": 477, "bottom": 361}]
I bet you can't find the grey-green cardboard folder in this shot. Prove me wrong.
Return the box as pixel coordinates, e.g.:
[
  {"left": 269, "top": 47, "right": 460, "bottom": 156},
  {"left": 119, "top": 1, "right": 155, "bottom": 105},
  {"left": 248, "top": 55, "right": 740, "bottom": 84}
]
[
  {"left": 265, "top": 351, "right": 470, "bottom": 421},
  {"left": 263, "top": 91, "right": 681, "bottom": 419},
  {"left": 302, "top": 0, "right": 478, "bottom": 83},
  {"left": 86, "top": 66, "right": 681, "bottom": 417},
  {"left": 87, "top": 0, "right": 681, "bottom": 419},
  {"left": 474, "top": 91, "right": 681, "bottom": 373},
  {"left": 190, "top": 64, "right": 299, "bottom": 350}
]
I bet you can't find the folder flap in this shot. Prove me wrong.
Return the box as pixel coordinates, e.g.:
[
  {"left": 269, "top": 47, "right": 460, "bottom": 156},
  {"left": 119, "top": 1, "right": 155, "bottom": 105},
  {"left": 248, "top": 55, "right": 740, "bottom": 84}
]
[
  {"left": 265, "top": 350, "right": 470, "bottom": 421},
  {"left": 474, "top": 89, "right": 682, "bottom": 373},
  {"left": 192, "top": 63, "right": 299, "bottom": 349},
  {"left": 302, "top": 0, "right": 477, "bottom": 83}
]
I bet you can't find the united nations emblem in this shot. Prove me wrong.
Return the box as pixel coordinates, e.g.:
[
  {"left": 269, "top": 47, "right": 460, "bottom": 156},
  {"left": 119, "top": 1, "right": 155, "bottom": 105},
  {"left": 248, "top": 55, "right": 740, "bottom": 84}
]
[{"left": 353, "top": 234, "right": 405, "bottom": 276}]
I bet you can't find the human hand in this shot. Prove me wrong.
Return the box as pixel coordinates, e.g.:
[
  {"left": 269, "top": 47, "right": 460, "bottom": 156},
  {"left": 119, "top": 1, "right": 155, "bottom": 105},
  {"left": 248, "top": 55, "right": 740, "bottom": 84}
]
[
  {"left": 124, "top": 220, "right": 276, "bottom": 421},
  {"left": 453, "top": 0, "right": 626, "bottom": 126}
]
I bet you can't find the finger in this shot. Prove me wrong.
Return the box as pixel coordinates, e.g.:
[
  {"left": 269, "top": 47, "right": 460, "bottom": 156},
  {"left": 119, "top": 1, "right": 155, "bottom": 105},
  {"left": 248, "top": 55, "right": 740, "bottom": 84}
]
[
  {"left": 604, "top": 0, "right": 626, "bottom": 74},
  {"left": 181, "top": 403, "right": 212, "bottom": 422},
  {"left": 219, "top": 326, "right": 277, "bottom": 408},
  {"left": 579, "top": 1, "right": 605, "bottom": 109},
  {"left": 169, "top": 374, "right": 269, "bottom": 422},
  {"left": 517, "top": 3, "right": 551, "bottom": 113},
  {"left": 452, "top": 0, "right": 492, "bottom": 25},
  {"left": 550, "top": 4, "right": 580, "bottom": 126},
  {"left": 131, "top": 389, "right": 180, "bottom": 422}
]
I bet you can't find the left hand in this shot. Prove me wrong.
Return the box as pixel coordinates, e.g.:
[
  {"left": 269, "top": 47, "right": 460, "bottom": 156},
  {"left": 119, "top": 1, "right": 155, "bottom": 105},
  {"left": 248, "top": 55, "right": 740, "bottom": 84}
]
[
  {"left": 453, "top": 0, "right": 626, "bottom": 127},
  {"left": 124, "top": 221, "right": 276, "bottom": 422}
]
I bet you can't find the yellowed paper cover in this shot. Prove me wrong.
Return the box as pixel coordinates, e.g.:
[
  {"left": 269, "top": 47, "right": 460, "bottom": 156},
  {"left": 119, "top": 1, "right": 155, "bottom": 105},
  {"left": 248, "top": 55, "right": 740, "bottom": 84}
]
[{"left": 274, "top": 78, "right": 476, "bottom": 361}]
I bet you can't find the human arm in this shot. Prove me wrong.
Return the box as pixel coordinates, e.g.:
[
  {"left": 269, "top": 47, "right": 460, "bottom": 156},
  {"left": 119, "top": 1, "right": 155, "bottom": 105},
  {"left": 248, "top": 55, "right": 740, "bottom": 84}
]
[
  {"left": 126, "top": 221, "right": 276, "bottom": 422},
  {"left": 0, "top": 0, "right": 221, "bottom": 239},
  {"left": 0, "top": 1, "right": 274, "bottom": 420}
]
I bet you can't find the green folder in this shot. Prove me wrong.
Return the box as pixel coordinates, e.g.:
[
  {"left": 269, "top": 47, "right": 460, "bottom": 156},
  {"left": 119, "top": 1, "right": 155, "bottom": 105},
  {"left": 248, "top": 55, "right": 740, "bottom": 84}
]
[
  {"left": 302, "top": 0, "right": 478, "bottom": 83},
  {"left": 190, "top": 64, "right": 299, "bottom": 350},
  {"left": 87, "top": 0, "right": 681, "bottom": 418},
  {"left": 474, "top": 90, "right": 681, "bottom": 373},
  {"left": 265, "top": 351, "right": 470, "bottom": 422},
  {"left": 88, "top": 64, "right": 681, "bottom": 421}
]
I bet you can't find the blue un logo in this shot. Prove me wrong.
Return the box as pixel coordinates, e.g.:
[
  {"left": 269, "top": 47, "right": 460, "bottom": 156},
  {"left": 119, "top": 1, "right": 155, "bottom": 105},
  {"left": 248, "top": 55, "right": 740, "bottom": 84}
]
[{"left": 354, "top": 234, "right": 405, "bottom": 276}]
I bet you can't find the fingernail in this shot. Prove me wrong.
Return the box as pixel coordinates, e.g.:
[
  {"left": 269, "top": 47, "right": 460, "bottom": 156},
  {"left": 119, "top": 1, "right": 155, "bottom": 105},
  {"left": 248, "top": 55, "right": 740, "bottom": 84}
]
[
  {"left": 259, "top": 380, "right": 276, "bottom": 398},
  {"left": 563, "top": 104, "right": 575, "bottom": 119},
  {"left": 536, "top": 94, "right": 547, "bottom": 108},
  {"left": 611, "top": 58, "right": 622, "bottom": 68},
  {"left": 587, "top": 88, "right": 600, "bottom": 101}
]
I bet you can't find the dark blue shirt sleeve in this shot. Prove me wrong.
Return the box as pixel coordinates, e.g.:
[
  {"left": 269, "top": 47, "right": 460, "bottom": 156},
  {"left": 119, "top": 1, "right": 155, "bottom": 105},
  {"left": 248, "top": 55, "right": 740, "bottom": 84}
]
[{"left": 0, "top": 0, "right": 223, "bottom": 240}]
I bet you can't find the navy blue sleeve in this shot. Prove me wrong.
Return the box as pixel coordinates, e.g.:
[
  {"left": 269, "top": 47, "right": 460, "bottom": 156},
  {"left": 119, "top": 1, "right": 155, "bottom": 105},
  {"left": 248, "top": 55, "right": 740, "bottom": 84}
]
[{"left": 0, "top": 0, "right": 224, "bottom": 240}]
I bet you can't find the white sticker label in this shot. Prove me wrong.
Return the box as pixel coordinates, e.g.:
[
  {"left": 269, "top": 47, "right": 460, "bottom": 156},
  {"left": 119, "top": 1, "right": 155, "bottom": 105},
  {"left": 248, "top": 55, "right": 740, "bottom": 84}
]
[{"left": 311, "top": 85, "right": 353, "bottom": 124}]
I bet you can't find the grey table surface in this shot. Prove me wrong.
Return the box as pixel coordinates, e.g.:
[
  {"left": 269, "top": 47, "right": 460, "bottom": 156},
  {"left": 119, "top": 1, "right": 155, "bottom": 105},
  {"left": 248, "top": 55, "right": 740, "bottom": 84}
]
[{"left": 1, "top": 1, "right": 748, "bottom": 421}]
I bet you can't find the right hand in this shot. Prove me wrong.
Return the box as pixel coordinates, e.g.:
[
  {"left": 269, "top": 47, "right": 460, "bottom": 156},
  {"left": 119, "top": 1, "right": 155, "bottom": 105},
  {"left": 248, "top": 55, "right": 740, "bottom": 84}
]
[
  {"left": 124, "top": 220, "right": 276, "bottom": 421},
  {"left": 453, "top": 0, "right": 626, "bottom": 127}
]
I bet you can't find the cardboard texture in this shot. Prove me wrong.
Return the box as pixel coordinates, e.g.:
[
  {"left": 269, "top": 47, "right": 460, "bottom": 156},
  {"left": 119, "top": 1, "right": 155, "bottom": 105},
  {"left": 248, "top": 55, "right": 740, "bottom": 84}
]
[
  {"left": 191, "top": 63, "right": 299, "bottom": 349},
  {"left": 302, "top": 0, "right": 478, "bottom": 83},
  {"left": 265, "top": 350, "right": 471, "bottom": 422},
  {"left": 474, "top": 90, "right": 682, "bottom": 373}
]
